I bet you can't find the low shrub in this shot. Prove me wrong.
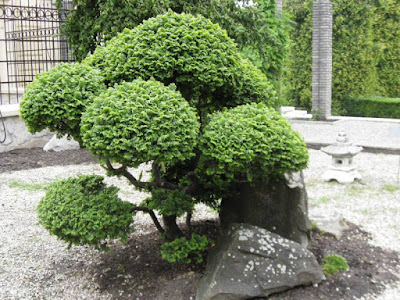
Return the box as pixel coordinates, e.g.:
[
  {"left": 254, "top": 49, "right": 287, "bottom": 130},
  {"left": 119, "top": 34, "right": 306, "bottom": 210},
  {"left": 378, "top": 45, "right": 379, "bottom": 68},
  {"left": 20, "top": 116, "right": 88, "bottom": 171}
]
[
  {"left": 344, "top": 97, "right": 400, "bottom": 119},
  {"left": 37, "top": 175, "right": 134, "bottom": 250},
  {"left": 322, "top": 254, "right": 349, "bottom": 276},
  {"left": 161, "top": 234, "right": 210, "bottom": 264}
]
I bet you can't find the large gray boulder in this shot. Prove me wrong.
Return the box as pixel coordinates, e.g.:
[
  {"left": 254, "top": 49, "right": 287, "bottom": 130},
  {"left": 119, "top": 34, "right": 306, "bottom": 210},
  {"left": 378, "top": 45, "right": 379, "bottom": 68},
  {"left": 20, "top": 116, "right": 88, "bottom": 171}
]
[
  {"left": 196, "top": 223, "right": 324, "bottom": 300},
  {"left": 220, "top": 171, "right": 311, "bottom": 247}
]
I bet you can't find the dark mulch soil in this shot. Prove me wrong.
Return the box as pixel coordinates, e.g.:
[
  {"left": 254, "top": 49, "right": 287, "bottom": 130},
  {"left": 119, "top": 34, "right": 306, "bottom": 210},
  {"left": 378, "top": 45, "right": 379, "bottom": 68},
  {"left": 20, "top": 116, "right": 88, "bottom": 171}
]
[
  {"left": 3, "top": 148, "right": 400, "bottom": 299},
  {"left": 0, "top": 148, "right": 96, "bottom": 173},
  {"left": 80, "top": 222, "right": 399, "bottom": 300}
]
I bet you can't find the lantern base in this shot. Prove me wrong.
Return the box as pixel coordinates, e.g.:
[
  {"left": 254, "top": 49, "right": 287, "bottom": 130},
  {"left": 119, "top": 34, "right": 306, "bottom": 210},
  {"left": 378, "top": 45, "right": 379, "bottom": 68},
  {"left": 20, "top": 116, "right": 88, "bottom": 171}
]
[{"left": 322, "top": 168, "right": 361, "bottom": 184}]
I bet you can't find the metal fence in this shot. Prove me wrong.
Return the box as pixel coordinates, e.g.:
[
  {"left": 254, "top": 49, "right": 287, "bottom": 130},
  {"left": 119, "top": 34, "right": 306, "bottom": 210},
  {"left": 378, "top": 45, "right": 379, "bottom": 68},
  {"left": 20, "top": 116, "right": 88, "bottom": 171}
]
[{"left": 0, "top": 0, "right": 74, "bottom": 105}]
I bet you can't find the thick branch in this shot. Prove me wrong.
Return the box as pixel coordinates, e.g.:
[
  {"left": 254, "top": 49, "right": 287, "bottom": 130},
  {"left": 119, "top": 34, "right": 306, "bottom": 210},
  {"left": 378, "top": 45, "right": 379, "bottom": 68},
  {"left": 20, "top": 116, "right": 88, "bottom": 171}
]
[
  {"left": 105, "top": 160, "right": 180, "bottom": 191},
  {"left": 186, "top": 212, "right": 192, "bottom": 238},
  {"left": 131, "top": 206, "right": 165, "bottom": 234}
]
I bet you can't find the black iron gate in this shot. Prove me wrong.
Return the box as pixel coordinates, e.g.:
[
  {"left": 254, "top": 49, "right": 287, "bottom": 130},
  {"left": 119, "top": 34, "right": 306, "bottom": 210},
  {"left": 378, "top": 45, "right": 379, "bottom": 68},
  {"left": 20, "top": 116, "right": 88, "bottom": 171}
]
[{"left": 0, "top": 0, "right": 74, "bottom": 105}]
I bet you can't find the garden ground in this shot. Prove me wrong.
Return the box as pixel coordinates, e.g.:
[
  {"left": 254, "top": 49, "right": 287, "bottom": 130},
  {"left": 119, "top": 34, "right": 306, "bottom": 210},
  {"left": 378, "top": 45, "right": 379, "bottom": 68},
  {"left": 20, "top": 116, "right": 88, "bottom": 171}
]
[{"left": 0, "top": 148, "right": 399, "bottom": 299}]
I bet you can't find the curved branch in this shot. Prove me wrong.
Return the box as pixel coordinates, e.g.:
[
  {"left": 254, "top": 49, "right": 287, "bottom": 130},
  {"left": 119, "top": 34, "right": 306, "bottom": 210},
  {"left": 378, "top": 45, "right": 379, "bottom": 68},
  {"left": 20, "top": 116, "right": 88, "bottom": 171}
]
[
  {"left": 131, "top": 206, "right": 165, "bottom": 234},
  {"left": 105, "top": 160, "right": 180, "bottom": 191}
]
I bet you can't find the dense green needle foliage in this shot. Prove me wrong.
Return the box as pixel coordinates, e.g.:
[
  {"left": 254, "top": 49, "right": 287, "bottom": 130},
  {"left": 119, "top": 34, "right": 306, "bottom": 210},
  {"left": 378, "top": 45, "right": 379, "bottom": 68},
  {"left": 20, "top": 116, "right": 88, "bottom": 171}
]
[
  {"left": 56, "top": 0, "right": 289, "bottom": 80},
  {"left": 145, "top": 189, "right": 194, "bottom": 217},
  {"left": 198, "top": 103, "right": 308, "bottom": 195},
  {"left": 22, "top": 12, "right": 308, "bottom": 259},
  {"left": 161, "top": 234, "right": 210, "bottom": 264},
  {"left": 81, "top": 79, "right": 200, "bottom": 168},
  {"left": 37, "top": 175, "right": 134, "bottom": 250},
  {"left": 83, "top": 12, "right": 278, "bottom": 113},
  {"left": 20, "top": 63, "right": 106, "bottom": 143}
]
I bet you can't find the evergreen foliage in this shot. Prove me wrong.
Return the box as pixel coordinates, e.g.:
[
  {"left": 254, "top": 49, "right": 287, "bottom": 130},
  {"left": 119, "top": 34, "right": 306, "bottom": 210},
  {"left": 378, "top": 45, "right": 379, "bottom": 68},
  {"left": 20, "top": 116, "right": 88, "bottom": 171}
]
[
  {"left": 20, "top": 63, "right": 106, "bottom": 143},
  {"left": 344, "top": 97, "right": 400, "bottom": 119},
  {"left": 198, "top": 103, "right": 308, "bottom": 196},
  {"left": 284, "top": 0, "right": 400, "bottom": 114},
  {"left": 56, "top": 0, "right": 289, "bottom": 80},
  {"left": 83, "top": 12, "right": 278, "bottom": 114},
  {"left": 373, "top": 0, "right": 400, "bottom": 97},
  {"left": 22, "top": 13, "right": 307, "bottom": 259},
  {"left": 81, "top": 79, "right": 200, "bottom": 168},
  {"left": 161, "top": 234, "right": 210, "bottom": 264},
  {"left": 37, "top": 175, "right": 134, "bottom": 250}
]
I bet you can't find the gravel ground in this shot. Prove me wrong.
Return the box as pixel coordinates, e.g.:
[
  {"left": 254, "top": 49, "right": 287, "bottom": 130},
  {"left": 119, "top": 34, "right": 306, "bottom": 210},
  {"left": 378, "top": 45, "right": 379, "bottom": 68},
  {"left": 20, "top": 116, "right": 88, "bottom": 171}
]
[{"left": 0, "top": 149, "right": 399, "bottom": 299}]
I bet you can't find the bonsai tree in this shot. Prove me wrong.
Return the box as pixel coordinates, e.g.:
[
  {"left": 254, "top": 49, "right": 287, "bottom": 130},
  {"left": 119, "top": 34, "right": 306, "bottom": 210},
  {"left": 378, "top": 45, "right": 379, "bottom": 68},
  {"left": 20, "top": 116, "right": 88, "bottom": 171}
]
[{"left": 21, "top": 12, "right": 308, "bottom": 262}]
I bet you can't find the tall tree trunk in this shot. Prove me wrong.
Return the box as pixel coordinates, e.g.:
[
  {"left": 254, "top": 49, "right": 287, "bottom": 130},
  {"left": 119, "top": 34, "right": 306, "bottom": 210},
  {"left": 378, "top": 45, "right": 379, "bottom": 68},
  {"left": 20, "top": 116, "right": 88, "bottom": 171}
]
[{"left": 219, "top": 171, "right": 311, "bottom": 247}]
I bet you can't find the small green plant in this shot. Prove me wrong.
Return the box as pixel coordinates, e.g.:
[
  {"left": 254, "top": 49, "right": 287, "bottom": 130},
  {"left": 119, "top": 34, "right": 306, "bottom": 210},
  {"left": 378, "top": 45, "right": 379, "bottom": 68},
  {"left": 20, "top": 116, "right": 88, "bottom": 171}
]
[
  {"left": 322, "top": 254, "right": 349, "bottom": 276},
  {"left": 311, "top": 221, "right": 318, "bottom": 231},
  {"left": 9, "top": 181, "right": 50, "bottom": 191},
  {"left": 161, "top": 234, "right": 210, "bottom": 264},
  {"left": 383, "top": 184, "right": 399, "bottom": 193},
  {"left": 37, "top": 175, "right": 134, "bottom": 250}
]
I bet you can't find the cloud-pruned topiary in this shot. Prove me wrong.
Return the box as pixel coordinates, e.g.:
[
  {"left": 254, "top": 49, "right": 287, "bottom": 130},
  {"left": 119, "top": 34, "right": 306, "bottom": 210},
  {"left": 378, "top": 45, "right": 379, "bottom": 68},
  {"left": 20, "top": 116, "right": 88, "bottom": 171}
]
[
  {"left": 20, "top": 63, "right": 106, "bottom": 143},
  {"left": 198, "top": 103, "right": 308, "bottom": 194},
  {"left": 37, "top": 175, "right": 134, "bottom": 250},
  {"left": 84, "top": 11, "right": 277, "bottom": 112},
  {"left": 81, "top": 79, "right": 200, "bottom": 168}
]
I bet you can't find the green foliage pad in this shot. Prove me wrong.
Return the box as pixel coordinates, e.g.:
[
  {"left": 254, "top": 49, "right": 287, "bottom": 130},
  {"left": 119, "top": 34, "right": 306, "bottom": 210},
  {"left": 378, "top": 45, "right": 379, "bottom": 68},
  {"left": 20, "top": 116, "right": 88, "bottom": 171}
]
[
  {"left": 161, "top": 234, "right": 210, "bottom": 264},
  {"left": 37, "top": 175, "right": 134, "bottom": 250},
  {"left": 84, "top": 11, "right": 278, "bottom": 113},
  {"left": 198, "top": 103, "right": 308, "bottom": 195},
  {"left": 81, "top": 79, "right": 200, "bottom": 168},
  {"left": 20, "top": 63, "right": 106, "bottom": 143}
]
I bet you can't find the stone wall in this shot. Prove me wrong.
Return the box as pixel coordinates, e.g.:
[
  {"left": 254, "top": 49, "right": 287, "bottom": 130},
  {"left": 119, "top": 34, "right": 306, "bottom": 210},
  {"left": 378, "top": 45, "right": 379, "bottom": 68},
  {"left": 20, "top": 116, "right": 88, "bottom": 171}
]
[{"left": 0, "top": 105, "right": 52, "bottom": 153}]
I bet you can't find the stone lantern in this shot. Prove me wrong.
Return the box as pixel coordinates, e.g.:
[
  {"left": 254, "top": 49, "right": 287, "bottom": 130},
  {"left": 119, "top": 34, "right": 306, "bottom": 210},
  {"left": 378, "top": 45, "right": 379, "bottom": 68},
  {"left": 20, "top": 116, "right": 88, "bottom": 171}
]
[{"left": 321, "top": 132, "right": 362, "bottom": 184}]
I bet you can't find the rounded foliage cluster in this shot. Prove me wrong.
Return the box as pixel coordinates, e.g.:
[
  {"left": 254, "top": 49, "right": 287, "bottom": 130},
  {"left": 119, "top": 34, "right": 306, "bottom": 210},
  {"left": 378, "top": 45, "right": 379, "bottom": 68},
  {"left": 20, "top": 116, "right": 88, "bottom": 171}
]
[
  {"left": 81, "top": 79, "right": 200, "bottom": 167},
  {"left": 145, "top": 189, "right": 194, "bottom": 217},
  {"left": 161, "top": 234, "right": 210, "bottom": 264},
  {"left": 84, "top": 11, "right": 277, "bottom": 110},
  {"left": 20, "top": 63, "right": 106, "bottom": 142},
  {"left": 37, "top": 175, "right": 133, "bottom": 250},
  {"left": 198, "top": 103, "right": 308, "bottom": 192}
]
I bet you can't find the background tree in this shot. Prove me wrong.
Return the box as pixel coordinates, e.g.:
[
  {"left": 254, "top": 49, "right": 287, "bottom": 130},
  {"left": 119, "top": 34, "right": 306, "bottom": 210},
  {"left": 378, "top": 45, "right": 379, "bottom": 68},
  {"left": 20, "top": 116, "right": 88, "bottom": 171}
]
[
  {"left": 21, "top": 12, "right": 308, "bottom": 261},
  {"left": 283, "top": 0, "right": 400, "bottom": 114},
  {"left": 56, "top": 0, "right": 289, "bottom": 82}
]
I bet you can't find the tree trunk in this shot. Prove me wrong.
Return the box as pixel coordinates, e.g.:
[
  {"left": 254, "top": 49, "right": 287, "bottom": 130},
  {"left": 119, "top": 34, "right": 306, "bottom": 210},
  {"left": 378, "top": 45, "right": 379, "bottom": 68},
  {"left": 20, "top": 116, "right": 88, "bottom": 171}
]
[
  {"left": 162, "top": 215, "right": 184, "bottom": 241},
  {"left": 219, "top": 171, "right": 311, "bottom": 247}
]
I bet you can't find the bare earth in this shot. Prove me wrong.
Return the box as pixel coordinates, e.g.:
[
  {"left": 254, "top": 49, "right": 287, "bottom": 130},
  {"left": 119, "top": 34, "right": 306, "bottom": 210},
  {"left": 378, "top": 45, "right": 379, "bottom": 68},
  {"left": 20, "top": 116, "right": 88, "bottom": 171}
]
[{"left": 0, "top": 148, "right": 399, "bottom": 299}]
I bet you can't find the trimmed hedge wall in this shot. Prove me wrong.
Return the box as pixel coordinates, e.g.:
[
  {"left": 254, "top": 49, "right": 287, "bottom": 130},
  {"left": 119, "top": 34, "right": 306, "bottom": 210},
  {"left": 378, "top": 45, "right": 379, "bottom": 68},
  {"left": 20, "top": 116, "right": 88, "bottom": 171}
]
[
  {"left": 344, "top": 97, "right": 400, "bottom": 119},
  {"left": 284, "top": 0, "right": 400, "bottom": 114}
]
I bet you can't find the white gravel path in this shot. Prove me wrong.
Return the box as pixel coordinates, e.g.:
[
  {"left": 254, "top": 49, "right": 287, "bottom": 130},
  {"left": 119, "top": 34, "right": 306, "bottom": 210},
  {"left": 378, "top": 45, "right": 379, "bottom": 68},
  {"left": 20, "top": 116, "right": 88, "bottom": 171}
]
[{"left": 0, "top": 149, "right": 399, "bottom": 299}]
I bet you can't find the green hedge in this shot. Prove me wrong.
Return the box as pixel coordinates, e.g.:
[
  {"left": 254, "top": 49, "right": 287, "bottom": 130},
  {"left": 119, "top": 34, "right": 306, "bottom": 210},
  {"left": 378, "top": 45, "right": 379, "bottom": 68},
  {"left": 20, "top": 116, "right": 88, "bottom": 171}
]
[
  {"left": 284, "top": 0, "right": 400, "bottom": 114},
  {"left": 344, "top": 97, "right": 400, "bottom": 119}
]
